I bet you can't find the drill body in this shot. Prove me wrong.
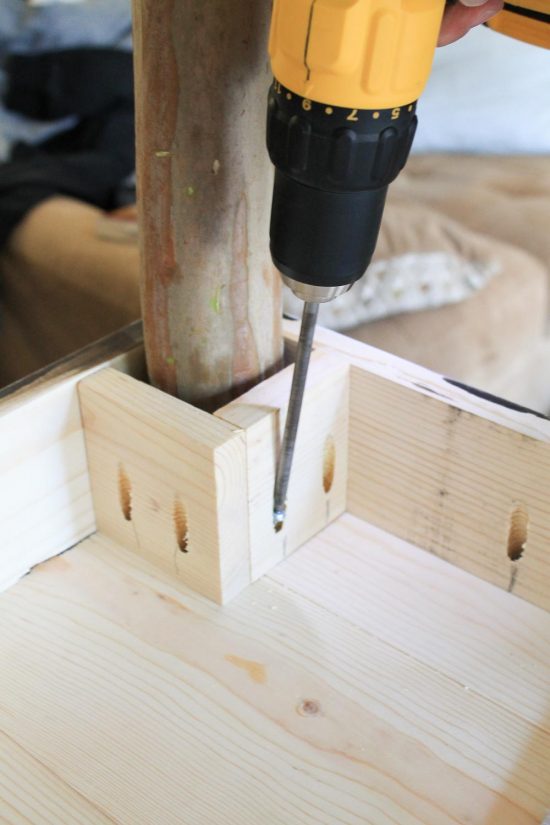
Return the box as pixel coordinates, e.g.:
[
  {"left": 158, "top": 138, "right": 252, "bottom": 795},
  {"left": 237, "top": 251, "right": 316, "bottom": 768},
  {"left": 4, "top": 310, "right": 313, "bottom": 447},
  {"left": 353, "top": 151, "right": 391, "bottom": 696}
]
[
  {"left": 268, "top": 0, "right": 550, "bottom": 526},
  {"left": 267, "top": 0, "right": 550, "bottom": 302},
  {"left": 487, "top": 1, "right": 550, "bottom": 48}
]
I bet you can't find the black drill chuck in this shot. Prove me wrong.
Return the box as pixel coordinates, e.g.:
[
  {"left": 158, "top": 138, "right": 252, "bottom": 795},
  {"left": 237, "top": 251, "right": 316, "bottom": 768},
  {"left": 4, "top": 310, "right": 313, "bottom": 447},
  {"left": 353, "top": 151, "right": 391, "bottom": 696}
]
[{"left": 267, "top": 82, "right": 418, "bottom": 297}]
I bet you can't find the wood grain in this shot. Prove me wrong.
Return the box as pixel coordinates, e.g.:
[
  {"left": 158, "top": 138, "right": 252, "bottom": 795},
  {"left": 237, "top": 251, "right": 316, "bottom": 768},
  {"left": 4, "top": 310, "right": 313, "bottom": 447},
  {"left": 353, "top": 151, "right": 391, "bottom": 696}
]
[
  {"left": 0, "top": 325, "right": 143, "bottom": 593},
  {"left": 291, "top": 321, "right": 550, "bottom": 443},
  {"left": 0, "top": 517, "right": 548, "bottom": 824},
  {"left": 0, "top": 731, "right": 113, "bottom": 824},
  {"left": 72, "top": 323, "right": 550, "bottom": 610},
  {"left": 216, "top": 347, "right": 349, "bottom": 580},
  {"left": 132, "top": 0, "right": 283, "bottom": 408},
  {"left": 78, "top": 368, "right": 250, "bottom": 603},
  {"left": 348, "top": 363, "right": 550, "bottom": 610},
  {"left": 270, "top": 515, "right": 550, "bottom": 732}
]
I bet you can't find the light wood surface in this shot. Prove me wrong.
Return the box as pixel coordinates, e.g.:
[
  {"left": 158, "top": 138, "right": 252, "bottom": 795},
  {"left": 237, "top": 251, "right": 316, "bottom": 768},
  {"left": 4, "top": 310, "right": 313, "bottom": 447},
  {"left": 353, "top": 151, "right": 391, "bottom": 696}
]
[
  {"left": 0, "top": 324, "right": 143, "bottom": 593},
  {"left": 217, "top": 347, "right": 349, "bottom": 581},
  {"left": 347, "top": 364, "right": 550, "bottom": 611},
  {"left": 280, "top": 323, "right": 550, "bottom": 610},
  {"left": 1, "top": 514, "right": 548, "bottom": 824},
  {"left": 78, "top": 344, "right": 350, "bottom": 599},
  {"left": 79, "top": 368, "right": 250, "bottom": 603},
  {"left": 297, "top": 321, "right": 550, "bottom": 442},
  {"left": 132, "top": 0, "right": 282, "bottom": 408},
  {"left": 5, "top": 322, "right": 550, "bottom": 614},
  {"left": 62, "top": 323, "right": 550, "bottom": 612}
]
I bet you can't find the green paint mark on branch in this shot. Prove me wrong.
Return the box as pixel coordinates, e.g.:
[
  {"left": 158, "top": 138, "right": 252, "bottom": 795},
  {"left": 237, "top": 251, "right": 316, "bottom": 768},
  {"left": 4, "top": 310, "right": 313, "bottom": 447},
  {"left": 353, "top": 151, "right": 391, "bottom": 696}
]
[
  {"left": 165, "top": 356, "right": 176, "bottom": 366},
  {"left": 186, "top": 186, "right": 195, "bottom": 197},
  {"left": 209, "top": 285, "right": 225, "bottom": 315}
]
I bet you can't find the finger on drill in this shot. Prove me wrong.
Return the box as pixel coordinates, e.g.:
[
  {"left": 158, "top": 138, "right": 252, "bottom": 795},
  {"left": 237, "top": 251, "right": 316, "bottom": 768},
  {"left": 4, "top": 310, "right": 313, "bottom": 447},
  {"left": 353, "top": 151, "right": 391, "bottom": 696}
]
[{"left": 439, "top": 0, "right": 504, "bottom": 45}]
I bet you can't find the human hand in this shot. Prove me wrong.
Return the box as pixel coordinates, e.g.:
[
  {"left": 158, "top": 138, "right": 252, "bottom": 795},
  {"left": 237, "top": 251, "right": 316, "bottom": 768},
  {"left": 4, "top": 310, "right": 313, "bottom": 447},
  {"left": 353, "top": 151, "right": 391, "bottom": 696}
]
[{"left": 439, "top": 0, "right": 504, "bottom": 46}]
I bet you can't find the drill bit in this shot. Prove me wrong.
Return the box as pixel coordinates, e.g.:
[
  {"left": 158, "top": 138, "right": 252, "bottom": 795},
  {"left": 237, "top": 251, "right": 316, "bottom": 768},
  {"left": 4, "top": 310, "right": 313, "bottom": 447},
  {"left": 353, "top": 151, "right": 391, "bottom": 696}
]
[{"left": 273, "top": 301, "right": 319, "bottom": 531}]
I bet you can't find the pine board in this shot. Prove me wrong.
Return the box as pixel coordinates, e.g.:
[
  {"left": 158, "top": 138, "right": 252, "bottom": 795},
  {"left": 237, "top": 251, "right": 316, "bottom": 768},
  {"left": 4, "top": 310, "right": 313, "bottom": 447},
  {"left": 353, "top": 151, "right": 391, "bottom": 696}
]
[
  {"left": 216, "top": 347, "right": 349, "bottom": 581},
  {"left": 78, "top": 368, "right": 250, "bottom": 603},
  {"left": 0, "top": 514, "right": 548, "bottom": 825},
  {"left": 348, "top": 364, "right": 550, "bottom": 610},
  {"left": 0, "top": 323, "right": 144, "bottom": 592}
]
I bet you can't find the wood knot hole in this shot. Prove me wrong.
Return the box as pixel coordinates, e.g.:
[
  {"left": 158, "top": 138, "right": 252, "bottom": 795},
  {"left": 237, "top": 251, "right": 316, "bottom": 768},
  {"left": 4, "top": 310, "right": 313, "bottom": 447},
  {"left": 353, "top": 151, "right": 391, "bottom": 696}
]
[
  {"left": 118, "top": 464, "right": 132, "bottom": 521},
  {"left": 507, "top": 503, "right": 528, "bottom": 562},
  {"left": 323, "top": 435, "right": 336, "bottom": 494},
  {"left": 297, "top": 699, "right": 321, "bottom": 717},
  {"left": 174, "top": 497, "right": 189, "bottom": 553}
]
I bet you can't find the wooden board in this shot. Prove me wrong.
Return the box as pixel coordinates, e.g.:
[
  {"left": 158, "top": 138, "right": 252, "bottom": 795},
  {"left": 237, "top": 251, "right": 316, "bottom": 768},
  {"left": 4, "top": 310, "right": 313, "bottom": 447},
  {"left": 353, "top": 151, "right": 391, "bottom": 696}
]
[
  {"left": 4, "top": 322, "right": 550, "bottom": 614},
  {"left": 279, "top": 324, "right": 550, "bottom": 611},
  {"left": 0, "top": 323, "right": 144, "bottom": 592},
  {"left": 0, "top": 515, "right": 548, "bottom": 824},
  {"left": 217, "top": 346, "right": 349, "bottom": 581},
  {"left": 302, "top": 323, "right": 550, "bottom": 442},
  {"left": 78, "top": 345, "right": 350, "bottom": 601},
  {"left": 348, "top": 364, "right": 550, "bottom": 611},
  {"left": 78, "top": 368, "right": 250, "bottom": 603}
]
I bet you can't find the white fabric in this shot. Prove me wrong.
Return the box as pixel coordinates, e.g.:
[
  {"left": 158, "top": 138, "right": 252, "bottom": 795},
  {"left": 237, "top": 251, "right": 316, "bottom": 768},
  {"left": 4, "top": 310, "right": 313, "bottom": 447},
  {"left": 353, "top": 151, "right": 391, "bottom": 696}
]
[
  {"left": 414, "top": 26, "right": 550, "bottom": 155},
  {"left": 283, "top": 252, "right": 499, "bottom": 330}
]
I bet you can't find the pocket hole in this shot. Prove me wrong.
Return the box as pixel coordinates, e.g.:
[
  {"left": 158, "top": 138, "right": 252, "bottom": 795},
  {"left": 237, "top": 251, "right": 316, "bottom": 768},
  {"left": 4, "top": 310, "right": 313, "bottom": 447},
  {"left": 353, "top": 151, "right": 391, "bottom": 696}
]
[
  {"left": 507, "top": 503, "right": 528, "bottom": 562},
  {"left": 174, "top": 497, "right": 189, "bottom": 553},
  {"left": 118, "top": 464, "right": 132, "bottom": 521},
  {"left": 323, "top": 435, "right": 336, "bottom": 494}
]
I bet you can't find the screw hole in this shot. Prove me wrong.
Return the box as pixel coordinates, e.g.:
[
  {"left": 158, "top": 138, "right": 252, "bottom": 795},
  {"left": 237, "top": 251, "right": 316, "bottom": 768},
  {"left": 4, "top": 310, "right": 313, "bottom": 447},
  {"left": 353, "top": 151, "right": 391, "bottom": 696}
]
[
  {"left": 118, "top": 464, "right": 132, "bottom": 521},
  {"left": 323, "top": 435, "right": 336, "bottom": 494},
  {"left": 507, "top": 503, "right": 528, "bottom": 562},
  {"left": 174, "top": 497, "right": 189, "bottom": 553}
]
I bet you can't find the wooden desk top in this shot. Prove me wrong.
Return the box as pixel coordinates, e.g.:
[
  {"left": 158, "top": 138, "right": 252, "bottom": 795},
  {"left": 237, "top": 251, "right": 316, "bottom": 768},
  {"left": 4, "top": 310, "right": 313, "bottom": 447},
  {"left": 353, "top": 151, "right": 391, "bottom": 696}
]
[{"left": 1, "top": 514, "right": 549, "bottom": 824}]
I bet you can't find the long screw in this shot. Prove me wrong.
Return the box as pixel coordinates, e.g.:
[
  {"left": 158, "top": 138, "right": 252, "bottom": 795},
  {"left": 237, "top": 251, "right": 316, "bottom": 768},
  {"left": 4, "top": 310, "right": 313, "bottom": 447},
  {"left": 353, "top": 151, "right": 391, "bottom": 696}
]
[{"left": 273, "top": 301, "right": 319, "bottom": 531}]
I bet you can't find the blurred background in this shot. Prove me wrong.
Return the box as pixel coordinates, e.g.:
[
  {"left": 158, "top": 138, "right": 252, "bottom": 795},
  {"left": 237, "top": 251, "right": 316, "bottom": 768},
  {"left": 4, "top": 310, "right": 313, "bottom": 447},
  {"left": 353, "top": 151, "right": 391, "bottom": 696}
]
[{"left": 0, "top": 5, "right": 549, "bottom": 412}]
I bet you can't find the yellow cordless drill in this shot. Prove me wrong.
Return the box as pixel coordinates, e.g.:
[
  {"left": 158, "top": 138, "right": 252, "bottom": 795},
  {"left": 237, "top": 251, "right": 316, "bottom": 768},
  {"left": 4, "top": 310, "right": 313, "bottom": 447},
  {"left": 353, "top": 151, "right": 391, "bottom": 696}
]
[{"left": 267, "top": 0, "right": 550, "bottom": 528}]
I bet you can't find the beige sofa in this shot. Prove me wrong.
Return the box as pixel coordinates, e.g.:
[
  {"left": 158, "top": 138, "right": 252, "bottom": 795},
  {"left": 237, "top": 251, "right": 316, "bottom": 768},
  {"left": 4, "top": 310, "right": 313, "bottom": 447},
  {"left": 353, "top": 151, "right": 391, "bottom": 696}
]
[
  {"left": 352, "top": 155, "right": 550, "bottom": 411},
  {"left": 0, "top": 197, "right": 141, "bottom": 386},
  {"left": 1, "top": 154, "right": 549, "bottom": 411}
]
